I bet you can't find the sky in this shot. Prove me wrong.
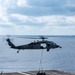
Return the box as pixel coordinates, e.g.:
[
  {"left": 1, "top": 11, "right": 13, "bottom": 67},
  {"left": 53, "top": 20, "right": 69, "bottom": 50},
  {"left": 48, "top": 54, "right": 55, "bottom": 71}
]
[{"left": 0, "top": 0, "right": 75, "bottom": 35}]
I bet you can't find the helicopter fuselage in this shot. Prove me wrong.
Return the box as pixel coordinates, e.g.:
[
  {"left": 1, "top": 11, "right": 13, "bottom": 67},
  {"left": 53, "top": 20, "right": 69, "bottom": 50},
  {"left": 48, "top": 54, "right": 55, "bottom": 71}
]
[{"left": 6, "top": 38, "right": 62, "bottom": 53}]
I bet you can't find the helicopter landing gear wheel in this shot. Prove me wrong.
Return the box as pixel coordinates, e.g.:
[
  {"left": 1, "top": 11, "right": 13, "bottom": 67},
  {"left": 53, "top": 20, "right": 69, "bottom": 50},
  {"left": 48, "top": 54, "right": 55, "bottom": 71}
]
[{"left": 17, "top": 50, "right": 20, "bottom": 53}]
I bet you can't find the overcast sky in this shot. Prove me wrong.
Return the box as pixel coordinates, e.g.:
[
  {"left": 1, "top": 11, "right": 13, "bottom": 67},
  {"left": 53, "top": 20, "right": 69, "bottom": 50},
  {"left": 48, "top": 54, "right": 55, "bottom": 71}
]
[{"left": 0, "top": 0, "right": 75, "bottom": 35}]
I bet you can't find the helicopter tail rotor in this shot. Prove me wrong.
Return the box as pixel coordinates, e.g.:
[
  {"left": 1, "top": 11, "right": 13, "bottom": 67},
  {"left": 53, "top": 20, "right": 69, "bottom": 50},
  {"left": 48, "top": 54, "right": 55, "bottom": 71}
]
[{"left": 2, "top": 35, "right": 14, "bottom": 46}]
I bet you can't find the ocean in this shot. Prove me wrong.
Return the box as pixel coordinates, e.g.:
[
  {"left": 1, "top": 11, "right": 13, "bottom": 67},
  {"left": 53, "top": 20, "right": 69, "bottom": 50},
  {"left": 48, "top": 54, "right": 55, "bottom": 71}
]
[{"left": 0, "top": 35, "right": 75, "bottom": 73}]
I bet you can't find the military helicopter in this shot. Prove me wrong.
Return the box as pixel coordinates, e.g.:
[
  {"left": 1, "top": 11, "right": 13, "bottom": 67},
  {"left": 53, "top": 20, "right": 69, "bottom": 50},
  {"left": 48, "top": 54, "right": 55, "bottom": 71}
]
[{"left": 6, "top": 36, "right": 62, "bottom": 53}]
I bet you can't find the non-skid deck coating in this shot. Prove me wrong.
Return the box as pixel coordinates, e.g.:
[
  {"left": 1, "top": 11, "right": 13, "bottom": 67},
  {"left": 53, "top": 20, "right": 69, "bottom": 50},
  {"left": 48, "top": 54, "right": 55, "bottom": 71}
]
[{"left": 1, "top": 70, "right": 75, "bottom": 75}]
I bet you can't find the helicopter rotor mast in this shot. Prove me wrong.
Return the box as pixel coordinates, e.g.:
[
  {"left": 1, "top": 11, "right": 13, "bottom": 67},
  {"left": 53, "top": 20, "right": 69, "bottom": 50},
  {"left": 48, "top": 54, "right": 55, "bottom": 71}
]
[{"left": 37, "top": 36, "right": 47, "bottom": 41}]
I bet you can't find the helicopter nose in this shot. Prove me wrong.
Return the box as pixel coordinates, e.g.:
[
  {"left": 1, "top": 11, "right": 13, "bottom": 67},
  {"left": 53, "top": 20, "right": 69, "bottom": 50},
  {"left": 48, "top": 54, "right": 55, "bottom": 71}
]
[{"left": 56, "top": 45, "right": 62, "bottom": 48}]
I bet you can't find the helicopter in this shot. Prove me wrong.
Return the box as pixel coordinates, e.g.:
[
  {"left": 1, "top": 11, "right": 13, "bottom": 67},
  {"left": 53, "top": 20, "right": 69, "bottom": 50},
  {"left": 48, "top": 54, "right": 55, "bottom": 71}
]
[{"left": 6, "top": 36, "right": 62, "bottom": 53}]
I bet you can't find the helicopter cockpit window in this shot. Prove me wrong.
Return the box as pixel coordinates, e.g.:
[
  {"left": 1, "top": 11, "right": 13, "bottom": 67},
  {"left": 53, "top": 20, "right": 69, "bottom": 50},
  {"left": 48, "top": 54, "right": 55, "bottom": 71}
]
[{"left": 52, "top": 43, "right": 56, "bottom": 45}]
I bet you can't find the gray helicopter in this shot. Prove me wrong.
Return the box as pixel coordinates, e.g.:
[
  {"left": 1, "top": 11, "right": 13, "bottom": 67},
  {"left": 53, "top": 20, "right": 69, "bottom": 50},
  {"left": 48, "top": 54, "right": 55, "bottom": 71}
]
[{"left": 6, "top": 36, "right": 62, "bottom": 53}]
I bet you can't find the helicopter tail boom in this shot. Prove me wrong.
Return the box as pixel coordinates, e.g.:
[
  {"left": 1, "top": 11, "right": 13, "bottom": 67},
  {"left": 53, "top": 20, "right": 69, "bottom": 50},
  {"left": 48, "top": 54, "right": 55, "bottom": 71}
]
[{"left": 6, "top": 38, "right": 16, "bottom": 48}]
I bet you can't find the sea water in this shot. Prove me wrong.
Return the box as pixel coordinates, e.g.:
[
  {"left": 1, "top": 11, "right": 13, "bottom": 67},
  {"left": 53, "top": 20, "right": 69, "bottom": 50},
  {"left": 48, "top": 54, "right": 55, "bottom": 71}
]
[{"left": 0, "top": 35, "right": 75, "bottom": 73}]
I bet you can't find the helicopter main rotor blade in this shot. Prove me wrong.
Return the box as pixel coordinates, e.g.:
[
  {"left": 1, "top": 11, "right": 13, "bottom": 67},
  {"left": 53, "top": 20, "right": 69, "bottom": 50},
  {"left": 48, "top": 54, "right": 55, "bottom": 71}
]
[{"left": 15, "top": 35, "right": 48, "bottom": 40}]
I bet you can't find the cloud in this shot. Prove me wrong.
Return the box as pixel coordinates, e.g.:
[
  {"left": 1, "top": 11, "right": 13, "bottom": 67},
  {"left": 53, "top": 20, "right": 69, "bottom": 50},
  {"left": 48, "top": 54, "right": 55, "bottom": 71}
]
[
  {"left": 27, "top": 0, "right": 66, "bottom": 7},
  {"left": 8, "top": 6, "right": 67, "bottom": 16},
  {"left": 17, "top": 0, "right": 28, "bottom": 7},
  {"left": 0, "top": 5, "right": 9, "bottom": 22},
  {"left": 0, "top": 0, "right": 75, "bottom": 35},
  {"left": 9, "top": 14, "right": 75, "bottom": 26},
  {"left": 7, "top": 0, "right": 75, "bottom": 16},
  {"left": 1, "top": 0, "right": 75, "bottom": 16}
]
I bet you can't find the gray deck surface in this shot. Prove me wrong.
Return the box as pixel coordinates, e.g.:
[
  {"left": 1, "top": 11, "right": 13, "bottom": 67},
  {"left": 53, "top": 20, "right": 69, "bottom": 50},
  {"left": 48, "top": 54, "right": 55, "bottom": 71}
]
[{"left": 0, "top": 70, "right": 75, "bottom": 75}]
